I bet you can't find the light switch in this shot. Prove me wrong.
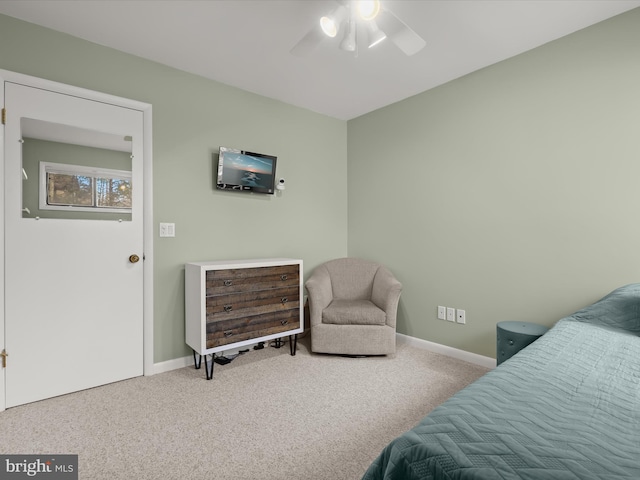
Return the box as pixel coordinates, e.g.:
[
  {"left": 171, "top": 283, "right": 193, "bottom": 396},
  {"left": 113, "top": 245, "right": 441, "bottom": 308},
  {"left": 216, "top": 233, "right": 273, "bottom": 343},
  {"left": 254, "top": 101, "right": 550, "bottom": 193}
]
[{"left": 159, "top": 222, "right": 175, "bottom": 237}]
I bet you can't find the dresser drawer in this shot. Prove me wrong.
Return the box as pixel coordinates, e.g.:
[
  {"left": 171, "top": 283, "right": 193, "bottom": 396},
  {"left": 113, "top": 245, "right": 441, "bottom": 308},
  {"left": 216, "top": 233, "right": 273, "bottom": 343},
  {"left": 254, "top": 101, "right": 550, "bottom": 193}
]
[
  {"left": 205, "top": 286, "right": 299, "bottom": 320},
  {"left": 206, "top": 309, "right": 300, "bottom": 348},
  {"left": 205, "top": 265, "right": 299, "bottom": 295}
]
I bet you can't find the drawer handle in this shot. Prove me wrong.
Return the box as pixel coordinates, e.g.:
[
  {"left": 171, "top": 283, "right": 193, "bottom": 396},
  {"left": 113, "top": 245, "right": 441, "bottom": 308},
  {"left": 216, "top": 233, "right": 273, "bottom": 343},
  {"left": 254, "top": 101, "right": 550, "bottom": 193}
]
[
  {"left": 281, "top": 319, "right": 289, "bottom": 325},
  {"left": 223, "top": 280, "right": 233, "bottom": 287},
  {"left": 224, "top": 331, "right": 234, "bottom": 338},
  {"left": 281, "top": 297, "right": 288, "bottom": 304},
  {"left": 280, "top": 274, "right": 287, "bottom": 281},
  {"left": 223, "top": 305, "right": 233, "bottom": 313}
]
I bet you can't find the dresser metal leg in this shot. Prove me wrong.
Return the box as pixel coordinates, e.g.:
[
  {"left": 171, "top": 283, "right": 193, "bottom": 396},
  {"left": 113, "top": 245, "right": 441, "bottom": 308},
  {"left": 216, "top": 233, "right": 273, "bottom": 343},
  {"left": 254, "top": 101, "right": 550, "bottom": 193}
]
[
  {"left": 289, "top": 334, "right": 298, "bottom": 356},
  {"left": 204, "top": 354, "right": 214, "bottom": 380},
  {"left": 193, "top": 350, "right": 202, "bottom": 369}
]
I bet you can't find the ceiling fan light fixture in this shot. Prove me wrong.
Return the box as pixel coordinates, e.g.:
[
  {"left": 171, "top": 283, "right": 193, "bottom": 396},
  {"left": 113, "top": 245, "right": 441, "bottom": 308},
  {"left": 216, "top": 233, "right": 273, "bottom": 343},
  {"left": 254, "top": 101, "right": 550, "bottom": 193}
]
[
  {"left": 340, "top": 19, "right": 357, "bottom": 52},
  {"left": 320, "top": 16, "right": 338, "bottom": 37},
  {"left": 292, "top": 0, "right": 424, "bottom": 58},
  {"left": 320, "top": 5, "right": 348, "bottom": 38},
  {"left": 357, "top": 0, "right": 381, "bottom": 21}
]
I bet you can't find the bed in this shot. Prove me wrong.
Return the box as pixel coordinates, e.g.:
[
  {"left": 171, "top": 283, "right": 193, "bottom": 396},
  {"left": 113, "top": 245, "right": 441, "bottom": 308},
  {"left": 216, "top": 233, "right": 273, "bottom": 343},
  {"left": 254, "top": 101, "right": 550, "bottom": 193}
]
[{"left": 363, "top": 284, "right": 640, "bottom": 480}]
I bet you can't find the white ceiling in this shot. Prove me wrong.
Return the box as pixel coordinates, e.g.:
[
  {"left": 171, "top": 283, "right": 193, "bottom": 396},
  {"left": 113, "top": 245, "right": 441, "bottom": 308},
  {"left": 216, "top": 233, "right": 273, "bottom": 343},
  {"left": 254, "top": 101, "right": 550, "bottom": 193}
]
[{"left": 1, "top": 0, "right": 638, "bottom": 120}]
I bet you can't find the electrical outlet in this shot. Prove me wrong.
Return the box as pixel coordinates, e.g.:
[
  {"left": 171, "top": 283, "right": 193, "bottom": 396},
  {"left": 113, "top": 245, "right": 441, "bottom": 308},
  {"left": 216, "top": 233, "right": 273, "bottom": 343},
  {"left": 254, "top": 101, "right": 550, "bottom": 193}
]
[
  {"left": 446, "top": 307, "right": 455, "bottom": 322},
  {"left": 437, "top": 306, "right": 446, "bottom": 320},
  {"left": 456, "top": 309, "right": 466, "bottom": 324}
]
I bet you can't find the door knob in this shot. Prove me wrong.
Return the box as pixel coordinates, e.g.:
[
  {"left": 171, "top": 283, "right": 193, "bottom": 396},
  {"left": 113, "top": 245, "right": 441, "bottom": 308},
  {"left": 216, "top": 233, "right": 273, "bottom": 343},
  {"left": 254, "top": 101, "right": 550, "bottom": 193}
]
[{"left": 129, "top": 254, "right": 140, "bottom": 263}]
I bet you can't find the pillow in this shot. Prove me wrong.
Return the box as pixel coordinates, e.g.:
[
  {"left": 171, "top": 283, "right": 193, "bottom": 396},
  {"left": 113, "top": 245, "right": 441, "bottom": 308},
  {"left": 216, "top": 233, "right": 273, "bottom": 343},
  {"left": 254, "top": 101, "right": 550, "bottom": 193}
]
[{"left": 568, "top": 283, "right": 640, "bottom": 336}]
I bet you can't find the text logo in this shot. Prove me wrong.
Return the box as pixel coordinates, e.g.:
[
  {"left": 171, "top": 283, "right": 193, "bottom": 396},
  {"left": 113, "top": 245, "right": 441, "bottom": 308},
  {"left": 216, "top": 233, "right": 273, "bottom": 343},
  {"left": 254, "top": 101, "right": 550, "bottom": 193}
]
[{"left": 0, "top": 456, "right": 77, "bottom": 479}]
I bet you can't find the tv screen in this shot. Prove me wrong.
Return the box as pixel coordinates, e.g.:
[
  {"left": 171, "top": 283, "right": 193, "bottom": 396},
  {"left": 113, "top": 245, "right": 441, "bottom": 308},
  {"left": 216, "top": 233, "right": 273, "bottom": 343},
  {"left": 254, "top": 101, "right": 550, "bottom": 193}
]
[{"left": 216, "top": 146, "right": 277, "bottom": 194}]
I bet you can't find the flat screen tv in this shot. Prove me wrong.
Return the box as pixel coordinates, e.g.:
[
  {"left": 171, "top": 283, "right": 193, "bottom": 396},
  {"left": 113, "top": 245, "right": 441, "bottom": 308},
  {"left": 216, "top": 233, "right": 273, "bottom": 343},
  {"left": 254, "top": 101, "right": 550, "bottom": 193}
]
[{"left": 216, "top": 146, "right": 277, "bottom": 194}]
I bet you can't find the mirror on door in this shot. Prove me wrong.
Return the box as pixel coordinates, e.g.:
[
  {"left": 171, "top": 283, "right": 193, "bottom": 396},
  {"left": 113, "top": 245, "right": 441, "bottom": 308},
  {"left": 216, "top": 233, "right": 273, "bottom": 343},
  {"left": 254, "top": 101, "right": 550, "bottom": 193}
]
[{"left": 20, "top": 118, "right": 133, "bottom": 221}]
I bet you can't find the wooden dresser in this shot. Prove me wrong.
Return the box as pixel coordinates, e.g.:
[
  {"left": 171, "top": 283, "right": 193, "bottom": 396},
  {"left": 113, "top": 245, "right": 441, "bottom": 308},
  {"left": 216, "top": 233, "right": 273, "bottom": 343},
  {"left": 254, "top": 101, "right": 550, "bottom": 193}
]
[{"left": 185, "top": 258, "right": 303, "bottom": 379}]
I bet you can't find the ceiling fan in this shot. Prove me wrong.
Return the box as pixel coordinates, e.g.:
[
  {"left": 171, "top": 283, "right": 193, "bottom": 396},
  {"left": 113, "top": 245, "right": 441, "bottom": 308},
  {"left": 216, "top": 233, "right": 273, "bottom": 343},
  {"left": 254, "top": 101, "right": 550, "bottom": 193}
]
[{"left": 291, "top": 0, "right": 426, "bottom": 57}]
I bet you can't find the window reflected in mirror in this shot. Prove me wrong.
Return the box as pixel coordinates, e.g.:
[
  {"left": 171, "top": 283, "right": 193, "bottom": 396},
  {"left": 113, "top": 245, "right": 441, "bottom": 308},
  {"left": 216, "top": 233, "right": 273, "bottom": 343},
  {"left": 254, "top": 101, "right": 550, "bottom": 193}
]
[
  {"left": 42, "top": 162, "right": 132, "bottom": 211},
  {"left": 20, "top": 118, "right": 133, "bottom": 221},
  {"left": 47, "top": 171, "right": 93, "bottom": 207}
]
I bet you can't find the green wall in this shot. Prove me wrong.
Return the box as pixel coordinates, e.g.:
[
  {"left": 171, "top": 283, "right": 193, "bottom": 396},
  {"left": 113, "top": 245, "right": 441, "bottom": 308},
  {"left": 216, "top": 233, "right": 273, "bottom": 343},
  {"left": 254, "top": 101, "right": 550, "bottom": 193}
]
[
  {"left": 347, "top": 8, "right": 640, "bottom": 357},
  {"left": 0, "top": 14, "right": 348, "bottom": 363}
]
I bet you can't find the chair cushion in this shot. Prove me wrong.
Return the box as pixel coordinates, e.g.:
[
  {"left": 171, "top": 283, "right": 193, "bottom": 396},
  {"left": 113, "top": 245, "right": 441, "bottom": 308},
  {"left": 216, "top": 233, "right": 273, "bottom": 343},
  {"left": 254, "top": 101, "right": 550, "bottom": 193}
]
[{"left": 322, "top": 299, "right": 386, "bottom": 326}]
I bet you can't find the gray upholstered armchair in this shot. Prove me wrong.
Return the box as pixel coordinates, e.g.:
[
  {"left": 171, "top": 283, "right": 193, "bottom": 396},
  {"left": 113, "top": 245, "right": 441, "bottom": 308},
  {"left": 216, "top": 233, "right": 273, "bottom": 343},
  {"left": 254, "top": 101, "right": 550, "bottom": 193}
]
[{"left": 305, "top": 258, "right": 402, "bottom": 355}]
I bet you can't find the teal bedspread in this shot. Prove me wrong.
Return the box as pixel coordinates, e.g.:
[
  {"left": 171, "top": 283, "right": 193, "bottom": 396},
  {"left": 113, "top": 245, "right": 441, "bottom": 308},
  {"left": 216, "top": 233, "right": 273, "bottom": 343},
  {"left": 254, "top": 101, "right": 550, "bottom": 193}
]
[{"left": 363, "top": 284, "right": 640, "bottom": 479}]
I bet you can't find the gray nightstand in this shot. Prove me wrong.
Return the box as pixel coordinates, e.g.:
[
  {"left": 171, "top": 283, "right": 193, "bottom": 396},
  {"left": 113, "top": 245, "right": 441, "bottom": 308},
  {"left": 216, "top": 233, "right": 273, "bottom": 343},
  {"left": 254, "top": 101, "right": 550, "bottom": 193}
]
[{"left": 496, "top": 321, "right": 549, "bottom": 365}]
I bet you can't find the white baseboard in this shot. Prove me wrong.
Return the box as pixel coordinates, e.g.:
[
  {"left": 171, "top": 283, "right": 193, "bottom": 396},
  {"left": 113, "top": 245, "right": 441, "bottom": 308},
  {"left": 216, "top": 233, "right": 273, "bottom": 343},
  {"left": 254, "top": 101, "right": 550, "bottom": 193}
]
[
  {"left": 151, "top": 344, "right": 262, "bottom": 375},
  {"left": 152, "top": 354, "right": 192, "bottom": 375},
  {"left": 151, "top": 335, "right": 497, "bottom": 375},
  {"left": 396, "top": 333, "right": 496, "bottom": 369}
]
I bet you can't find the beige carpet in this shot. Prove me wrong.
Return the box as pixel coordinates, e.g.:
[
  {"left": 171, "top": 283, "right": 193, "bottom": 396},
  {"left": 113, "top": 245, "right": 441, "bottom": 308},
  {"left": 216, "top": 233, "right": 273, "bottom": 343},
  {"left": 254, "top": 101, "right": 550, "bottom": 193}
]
[{"left": 0, "top": 336, "right": 489, "bottom": 479}]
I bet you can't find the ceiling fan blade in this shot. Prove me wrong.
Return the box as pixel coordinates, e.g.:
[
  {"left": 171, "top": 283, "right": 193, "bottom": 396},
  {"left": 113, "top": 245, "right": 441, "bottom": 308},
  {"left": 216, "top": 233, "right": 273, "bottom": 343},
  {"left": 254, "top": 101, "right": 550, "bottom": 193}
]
[
  {"left": 290, "top": 23, "right": 325, "bottom": 57},
  {"left": 376, "top": 9, "right": 426, "bottom": 56}
]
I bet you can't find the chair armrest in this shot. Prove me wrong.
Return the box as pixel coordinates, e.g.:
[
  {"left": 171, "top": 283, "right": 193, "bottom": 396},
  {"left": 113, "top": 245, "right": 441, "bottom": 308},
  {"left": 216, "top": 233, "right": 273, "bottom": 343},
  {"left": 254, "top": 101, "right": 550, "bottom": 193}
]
[
  {"left": 304, "top": 265, "right": 333, "bottom": 327},
  {"left": 371, "top": 267, "right": 403, "bottom": 328}
]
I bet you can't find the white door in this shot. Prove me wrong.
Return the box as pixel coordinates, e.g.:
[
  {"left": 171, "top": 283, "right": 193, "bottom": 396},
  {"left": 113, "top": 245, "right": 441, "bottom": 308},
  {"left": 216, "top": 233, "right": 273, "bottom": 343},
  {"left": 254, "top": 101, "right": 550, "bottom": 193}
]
[{"left": 4, "top": 81, "right": 144, "bottom": 408}]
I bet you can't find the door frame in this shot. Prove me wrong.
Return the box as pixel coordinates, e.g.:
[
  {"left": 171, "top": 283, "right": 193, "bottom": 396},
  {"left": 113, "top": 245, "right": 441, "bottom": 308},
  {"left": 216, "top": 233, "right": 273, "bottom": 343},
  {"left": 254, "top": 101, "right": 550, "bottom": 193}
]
[{"left": 0, "top": 69, "right": 154, "bottom": 412}]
